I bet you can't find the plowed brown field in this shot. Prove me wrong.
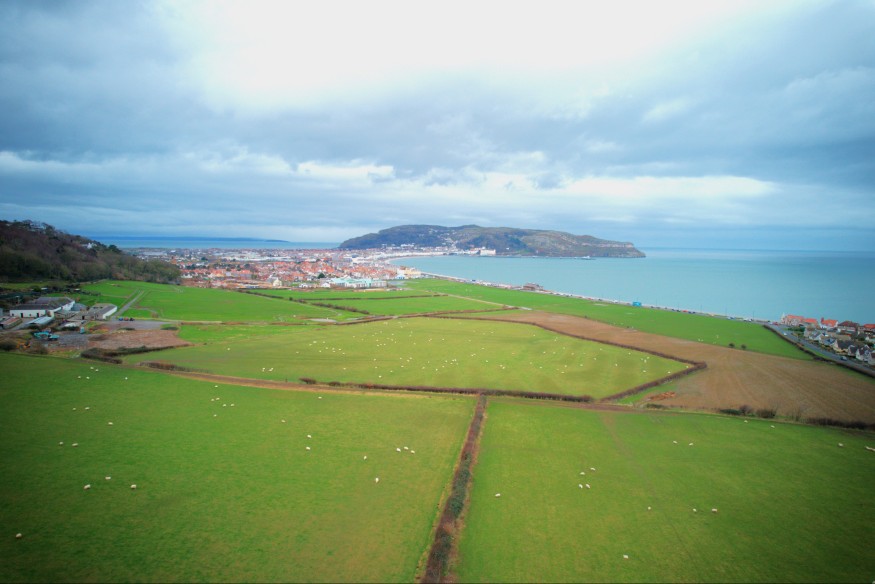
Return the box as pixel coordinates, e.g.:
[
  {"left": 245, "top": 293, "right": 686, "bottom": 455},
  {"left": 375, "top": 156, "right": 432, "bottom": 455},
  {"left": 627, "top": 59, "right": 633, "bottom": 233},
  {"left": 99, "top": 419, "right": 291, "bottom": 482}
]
[{"left": 474, "top": 311, "right": 875, "bottom": 423}]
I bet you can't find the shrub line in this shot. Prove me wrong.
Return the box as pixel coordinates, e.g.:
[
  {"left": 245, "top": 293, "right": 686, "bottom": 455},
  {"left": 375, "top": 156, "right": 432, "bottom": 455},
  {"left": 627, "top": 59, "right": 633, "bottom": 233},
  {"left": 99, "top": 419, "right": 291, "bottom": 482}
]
[{"left": 420, "top": 395, "right": 488, "bottom": 583}]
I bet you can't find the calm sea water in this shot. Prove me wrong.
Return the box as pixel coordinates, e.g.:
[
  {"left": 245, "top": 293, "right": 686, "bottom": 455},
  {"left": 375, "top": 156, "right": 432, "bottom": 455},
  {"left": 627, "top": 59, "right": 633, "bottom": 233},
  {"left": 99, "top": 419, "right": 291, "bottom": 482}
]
[
  {"left": 392, "top": 249, "right": 875, "bottom": 324},
  {"left": 94, "top": 237, "right": 338, "bottom": 250}
]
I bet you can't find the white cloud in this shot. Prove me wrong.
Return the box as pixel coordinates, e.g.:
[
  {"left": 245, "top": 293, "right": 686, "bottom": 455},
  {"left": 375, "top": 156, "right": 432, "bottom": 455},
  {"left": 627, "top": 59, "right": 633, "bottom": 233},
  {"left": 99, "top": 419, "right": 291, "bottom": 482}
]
[{"left": 642, "top": 97, "right": 695, "bottom": 123}]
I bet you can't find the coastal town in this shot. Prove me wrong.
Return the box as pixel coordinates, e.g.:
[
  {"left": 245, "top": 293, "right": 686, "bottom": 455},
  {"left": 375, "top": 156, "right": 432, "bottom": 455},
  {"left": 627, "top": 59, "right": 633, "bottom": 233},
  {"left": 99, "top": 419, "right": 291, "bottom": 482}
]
[{"left": 2, "top": 244, "right": 873, "bottom": 371}]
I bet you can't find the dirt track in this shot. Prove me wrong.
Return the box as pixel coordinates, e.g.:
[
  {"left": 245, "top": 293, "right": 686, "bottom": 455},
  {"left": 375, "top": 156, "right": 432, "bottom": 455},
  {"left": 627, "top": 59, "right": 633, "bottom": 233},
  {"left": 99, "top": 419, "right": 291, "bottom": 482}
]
[{"left": 472, "top": 311, "right": 875, "bottom": 423}]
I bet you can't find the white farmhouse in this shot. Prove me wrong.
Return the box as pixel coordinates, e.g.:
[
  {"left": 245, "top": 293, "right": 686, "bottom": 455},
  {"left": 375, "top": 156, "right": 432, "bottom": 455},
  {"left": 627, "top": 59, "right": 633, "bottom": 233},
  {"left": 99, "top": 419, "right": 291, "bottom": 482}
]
[{"left": 8, "top": 296, "right": 75, "bottom": 318}]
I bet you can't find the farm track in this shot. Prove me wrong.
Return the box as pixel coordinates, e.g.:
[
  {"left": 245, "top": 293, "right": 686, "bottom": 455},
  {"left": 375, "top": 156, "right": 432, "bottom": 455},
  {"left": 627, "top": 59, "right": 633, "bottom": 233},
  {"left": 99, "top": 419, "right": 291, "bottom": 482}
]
[{"left": 467, "top": 310, "right": 875, "bottom": 423}]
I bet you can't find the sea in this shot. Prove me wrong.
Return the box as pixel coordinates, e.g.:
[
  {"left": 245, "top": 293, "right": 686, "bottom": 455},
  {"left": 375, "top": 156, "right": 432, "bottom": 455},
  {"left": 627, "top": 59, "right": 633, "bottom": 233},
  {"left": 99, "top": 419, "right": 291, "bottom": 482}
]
[
  {"left": 390, "top": 249, "right": 875, "bottom": 325},
  {"left": 93, "top": 237, "right": 874, "bottom": 324},
  {"left": 94, "top": 237, "right": 337, "bottom": 250}
]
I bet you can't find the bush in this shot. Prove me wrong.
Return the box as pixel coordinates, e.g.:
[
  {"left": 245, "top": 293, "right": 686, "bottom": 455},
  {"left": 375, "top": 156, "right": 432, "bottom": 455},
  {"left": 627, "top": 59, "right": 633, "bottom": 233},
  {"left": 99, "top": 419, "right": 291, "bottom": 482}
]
[
  {"left": 0, "top": 339, "right": 18, "bottom": 352},
  {"left": 739, "top": 404, "right": 753, "bottom": 415},
  {"left": 755, "top": 408, "right": 777, "bottom": 419},
  {"left": 299, "top": 377, "right": 317, "bottom": 385}
]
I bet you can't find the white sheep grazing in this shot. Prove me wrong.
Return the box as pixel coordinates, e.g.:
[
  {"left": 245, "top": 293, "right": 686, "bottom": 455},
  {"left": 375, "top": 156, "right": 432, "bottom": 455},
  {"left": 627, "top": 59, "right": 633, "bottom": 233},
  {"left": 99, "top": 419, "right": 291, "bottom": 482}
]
[
  {"left": 83, "top": 484, "right": 91, "bottom": 490},
  {"left": 107, "top": 422, "right": 113, "bottom": 426},
  {"left": 15, "top": 533, "right": 22, "bottom": 539},
  {"left": 579, "top": 471, "right": 586, "bottom": 475},
  {"left": 375, "top": 477, "right": 380, "bottom": 483},
  {"left": 693, "top": 508, "right": 697, "bottom": 513},
  {"left": 307, "top": 434, "right": 312, "bottom": 439},
  {"left": 585, "top": 484, "right": 591, "bottom": 489},
  {"left": 673, "top": 440, "right": 678, "bottom": 444},
  {"left": 623, "top": 554, "right": 629, "bottom": 560},
  {"left": 403, "top": 446, "right": 409, "bottom": 450},
  {"left": 131, "top": 484, "right": 137, "bottom": 489},
  {"left": 711, "top": 508, "right": 718, "bottom": 513},
  {"left": 396, "top": 448, "right": 401, "bottom": 452},
  {"left": 647, "top": 506, "right": 652, "bottom": 511},
  {"left": 590, "top": 467, "right": 596, "bottom": 471},
  {"left": 305, "top": 446, "right": 311, "bottom": 451},
  {"left": 688, "top": 443, "right": 694, "bottom": 446},
  {"left": 410, "top": 450, "right": 415, "bottom": 454},
  {"left": 72, "top": 443, "right": 78, "bottom": 447},
  {"left": 105, "top": 476, "right": 111, "bottom": 480},
  {"left": 363, "top": 455, "right": 368, "bottom": 460},
  {"left": 838, "top": 443, "right": 844, "bottom": 447},
  {"left": 59, "top": 441, "right": 64, "bottom": 446},
  {"left": 281, "top": 419, "right": 286, "bottom": 423},
  {"left": 495, "top": 493, "right": 501, "bottom": 498}
]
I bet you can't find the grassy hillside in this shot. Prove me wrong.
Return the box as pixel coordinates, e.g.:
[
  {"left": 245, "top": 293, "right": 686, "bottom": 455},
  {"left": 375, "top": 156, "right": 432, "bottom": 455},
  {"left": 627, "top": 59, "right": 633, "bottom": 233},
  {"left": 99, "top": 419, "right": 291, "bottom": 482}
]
[
  {"left": 406, "top": 279, "right": 808, "bottom": 360},
  {"left": 456, "top": 399, "right": 875, "bottom": 582},
  {"left": 136, "top": 318, "right": 688, "bottom": 398},
  {"left": 0, "top": 353, "right": 474, "bottom": 582}
]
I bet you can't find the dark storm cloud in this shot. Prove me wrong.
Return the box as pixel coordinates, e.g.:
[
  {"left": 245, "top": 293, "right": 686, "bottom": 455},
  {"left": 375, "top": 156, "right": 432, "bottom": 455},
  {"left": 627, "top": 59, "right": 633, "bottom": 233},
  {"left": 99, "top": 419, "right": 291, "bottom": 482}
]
[{"left": 0, "top": 0, "right": 873, "bottom": 249}]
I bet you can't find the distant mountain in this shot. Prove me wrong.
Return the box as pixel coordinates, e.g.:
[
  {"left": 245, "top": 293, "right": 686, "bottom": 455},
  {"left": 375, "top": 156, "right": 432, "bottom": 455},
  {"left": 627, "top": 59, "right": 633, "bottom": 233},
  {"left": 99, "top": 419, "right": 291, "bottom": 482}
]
[
  {"left": 0, "top": 220, "right": 181, "bottom": 283},
  {"left": 339, "top": 225, "right": 645, "bottom": 258}
]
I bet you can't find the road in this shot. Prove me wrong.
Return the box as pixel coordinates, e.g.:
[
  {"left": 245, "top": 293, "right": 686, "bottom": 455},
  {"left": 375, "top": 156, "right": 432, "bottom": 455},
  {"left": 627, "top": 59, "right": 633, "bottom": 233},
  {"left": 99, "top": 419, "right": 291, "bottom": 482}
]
[{"left": 767, "top": 324, "right": 874, "bottom": 377}]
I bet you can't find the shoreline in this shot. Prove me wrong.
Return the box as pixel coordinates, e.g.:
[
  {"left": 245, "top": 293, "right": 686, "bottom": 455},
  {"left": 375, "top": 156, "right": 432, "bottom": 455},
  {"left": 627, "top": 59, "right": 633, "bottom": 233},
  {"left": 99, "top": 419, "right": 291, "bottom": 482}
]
[{"left": 409, "top": 269, "right": 772, "bottom": 325}]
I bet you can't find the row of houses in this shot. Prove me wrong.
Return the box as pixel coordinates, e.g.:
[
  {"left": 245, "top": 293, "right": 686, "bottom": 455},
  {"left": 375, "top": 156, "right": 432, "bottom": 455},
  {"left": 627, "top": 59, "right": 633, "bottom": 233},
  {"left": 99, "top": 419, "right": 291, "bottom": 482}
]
[
  {"left": 804, "top": 328, "right": 875, "bottom": 366},
  {"left": 781, "top": 314, "right": 875, "bottom": 336}
]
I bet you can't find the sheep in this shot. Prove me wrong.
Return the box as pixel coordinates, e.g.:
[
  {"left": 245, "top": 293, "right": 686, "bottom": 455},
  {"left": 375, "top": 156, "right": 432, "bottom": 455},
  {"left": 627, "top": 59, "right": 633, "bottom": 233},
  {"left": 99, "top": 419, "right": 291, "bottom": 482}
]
[
  {"left": 579, "top": 471, "right": 586, "bottom": 475},
  {"left": 495, "top": 493, "right": 501, "bottom": 498},
  {"left": 711, "top": 508, "right": 718, "bottom": 513},
  {"left": 688, "top": 443, "right": 694, "bottom": 446},
  {"left": 410, "top": 450, "right": 415, "bottom": 454},
  {"left": 363, "top": 455, "right": 368, "bottom": 460},
  {"left": 72, "top": 443, "right": 79, "bottom": 447},
  {"left": 647, "top": 506, "right": 652, "bottom": 511},
  {"left": 105, "top": 476, "right": 111, "bottom": 480},
  {"left": 403, "top": 446, "right": 409, "bottom": 450},
  {"left": 59, "top": 441, "right": 64, "bottom": 446},
  {"left": 692, "top": 508, "right": 697, "bottom": 513},
  {"left": 396, "top": 448, "right": 401, "bottom": 452},
  {"left": 281, "top": 419, "right": 286, "bottom": 423},
  {"left": 131, "top": 484, "right": 137, "bottom": 489},
  {"left": 83, "top": 484, "right": 91, "bottom": 490},
  {"left": 374, "top": 477, "right": 380, "bottom": 483},
  {"left": 307, "top": 434, "right": 312, "bottom": 439},
  {"left": 590, "top": 467, "right": 596, "bottom": 471},
  {"left": 15, "top": 533, "right": 22, "bottom": 539},
  {"left": 305, "top": 446, "right": 311, "bottom": 451},
  {"left": 838, "top": 443, "right": 844, "bottom": 447},
  {"left": 585, "top": 484, "right": 591, "bottom": 489},
  {"left": 107, "top": 422, "right": 113, "bottom": 426},
  {"left": 623, "top": 554, "right": 629, "bottom": 560}
]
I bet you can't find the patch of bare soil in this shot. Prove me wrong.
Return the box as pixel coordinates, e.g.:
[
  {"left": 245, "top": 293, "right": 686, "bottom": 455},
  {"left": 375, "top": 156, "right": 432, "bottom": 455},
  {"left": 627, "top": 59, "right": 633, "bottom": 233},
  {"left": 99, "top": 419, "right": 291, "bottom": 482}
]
[
  {"left": 472, "top": 311, "right": 875, "bottom": 423},
  {"left": 87, "top": 329, "right": 191, "bottom": 351}
]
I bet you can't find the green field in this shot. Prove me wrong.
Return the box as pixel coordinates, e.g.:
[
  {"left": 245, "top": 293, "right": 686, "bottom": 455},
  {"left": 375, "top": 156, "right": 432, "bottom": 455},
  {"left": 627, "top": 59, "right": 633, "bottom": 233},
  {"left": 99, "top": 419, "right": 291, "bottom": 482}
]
[
  {"left": 80, "top": 281, "right": 357, "bottom": 322},
  {"left": 0, "top": 353, "right": 474, "bottom": 582},
  {"left": 456, "top": 400, "right": 875, "bottom": 582},
  {"left": 405, "top": 279, "right": 808, "bottom": 360},
  {"left": 257, "top": 288, "right": 503, "bottom": 316},
  {"left": 135, "top": 318, "right": 688, "bottom": 398}
]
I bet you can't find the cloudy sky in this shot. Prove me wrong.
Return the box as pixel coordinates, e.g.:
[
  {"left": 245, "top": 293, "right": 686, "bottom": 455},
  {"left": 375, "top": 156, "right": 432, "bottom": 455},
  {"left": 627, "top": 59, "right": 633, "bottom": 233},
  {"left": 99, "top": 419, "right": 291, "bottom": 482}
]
[{"left": 1, "top": 0, "right": 873, "bottom": 250}]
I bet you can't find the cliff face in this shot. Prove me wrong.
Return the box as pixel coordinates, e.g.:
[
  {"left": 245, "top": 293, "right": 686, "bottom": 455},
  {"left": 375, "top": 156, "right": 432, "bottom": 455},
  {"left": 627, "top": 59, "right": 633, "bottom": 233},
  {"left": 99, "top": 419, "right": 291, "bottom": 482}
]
[{"left": 339, "top": 225, "right": 645, "bottom": 258}]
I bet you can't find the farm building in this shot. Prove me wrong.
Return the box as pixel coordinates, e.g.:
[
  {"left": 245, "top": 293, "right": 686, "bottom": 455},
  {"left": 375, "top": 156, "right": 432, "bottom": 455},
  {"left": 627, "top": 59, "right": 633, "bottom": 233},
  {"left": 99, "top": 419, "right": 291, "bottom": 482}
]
[
  {"left": 81, "top": 303, "right": 118, "bottom": 321},
  {"left": 8, "top": 296, "right": 75, "bottom": 318},
  {"left": 0, "top": 316, "right": 22, "bottom": 329}
]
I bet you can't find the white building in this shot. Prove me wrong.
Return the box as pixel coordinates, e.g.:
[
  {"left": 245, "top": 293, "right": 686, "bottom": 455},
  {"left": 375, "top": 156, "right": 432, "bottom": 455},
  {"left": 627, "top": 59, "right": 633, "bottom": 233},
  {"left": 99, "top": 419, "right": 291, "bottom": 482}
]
[{"left": 8, "top": 296, "right": 75, "bottom": 318}]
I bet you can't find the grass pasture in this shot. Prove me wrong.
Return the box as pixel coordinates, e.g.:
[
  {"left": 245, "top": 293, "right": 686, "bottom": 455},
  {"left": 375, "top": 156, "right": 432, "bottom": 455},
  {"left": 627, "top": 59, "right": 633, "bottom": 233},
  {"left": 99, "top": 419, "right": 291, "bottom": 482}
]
[
  {"left": 405, "top": 279, "right": 808, "bottom": 360},
  {"left": 258, "top": 288, "right": 503, "bottom": 316},
  {"left": 81, "top": 281, "right": 356, "bottom": 322},
  {"left": 131, "top": 318, "right": 688, "bottom": 398},
  {"left": 456, "top": 400, "right": 875, "bottom": 582},
  {"left": 0, "top": 352, "right": 474, "bottom": 583}
]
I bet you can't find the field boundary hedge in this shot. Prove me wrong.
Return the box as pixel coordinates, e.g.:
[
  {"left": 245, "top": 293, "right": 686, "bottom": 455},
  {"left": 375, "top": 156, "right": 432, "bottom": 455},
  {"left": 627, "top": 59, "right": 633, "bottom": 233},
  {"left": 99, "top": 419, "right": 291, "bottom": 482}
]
[
  {"left": 600, "top": 361, "right": 707, "bottom": 402},
  {"left": 420, "top": 395, "right": 487, "bottom": 583},
  {"left": 301, "top": 378, "right": 594, "bottom": 403}
]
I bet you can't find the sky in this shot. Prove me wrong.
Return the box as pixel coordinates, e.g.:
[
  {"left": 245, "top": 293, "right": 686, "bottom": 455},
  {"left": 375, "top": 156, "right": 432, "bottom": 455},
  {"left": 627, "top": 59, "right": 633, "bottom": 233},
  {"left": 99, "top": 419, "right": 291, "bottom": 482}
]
[{"left": 1, "top": 0, "right": 873, "bottom": 250}]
